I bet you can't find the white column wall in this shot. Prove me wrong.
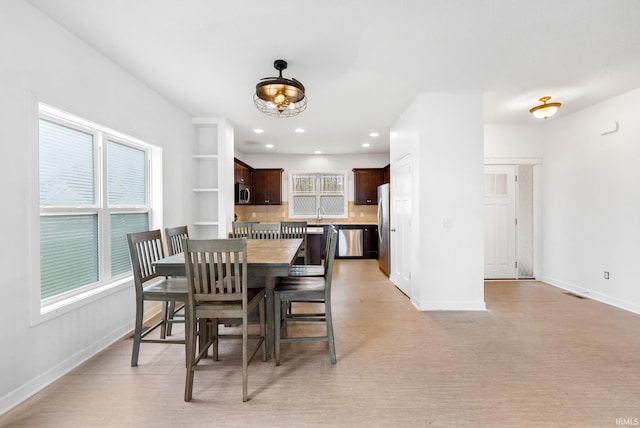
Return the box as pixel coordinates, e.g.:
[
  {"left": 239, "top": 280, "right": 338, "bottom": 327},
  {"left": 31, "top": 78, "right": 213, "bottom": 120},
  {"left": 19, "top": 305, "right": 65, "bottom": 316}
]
[
  {"left": 391, "top": 93, "right": 486, "bottom": 310},
  {"left": 0, "top": 1, "right": 194, "bottom": 414},
  {"left": 541, "top": 89, "right": 640, "bottom": 314}
]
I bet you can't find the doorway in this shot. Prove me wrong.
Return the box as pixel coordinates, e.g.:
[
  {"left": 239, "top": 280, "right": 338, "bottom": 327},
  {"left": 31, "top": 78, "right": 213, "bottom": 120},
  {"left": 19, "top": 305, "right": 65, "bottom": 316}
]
[
  {"left": 484, "top": 164, "right": 535, "bottom": 279},
  {"left": 390, "top": 155, "right": 412, "bottom": 296}
]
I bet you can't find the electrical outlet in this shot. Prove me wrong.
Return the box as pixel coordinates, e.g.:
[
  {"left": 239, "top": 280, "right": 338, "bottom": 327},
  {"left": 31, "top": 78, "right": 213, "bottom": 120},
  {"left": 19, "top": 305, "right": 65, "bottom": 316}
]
[{"left": 604, "top": 271, "right": 610, "bottom": 280}]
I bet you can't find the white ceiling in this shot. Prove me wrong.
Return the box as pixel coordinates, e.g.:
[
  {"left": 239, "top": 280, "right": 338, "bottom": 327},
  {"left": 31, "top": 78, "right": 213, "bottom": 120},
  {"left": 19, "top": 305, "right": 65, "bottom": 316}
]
[{"left": 27, "top": 0, "right": 640, "bottom": 155}]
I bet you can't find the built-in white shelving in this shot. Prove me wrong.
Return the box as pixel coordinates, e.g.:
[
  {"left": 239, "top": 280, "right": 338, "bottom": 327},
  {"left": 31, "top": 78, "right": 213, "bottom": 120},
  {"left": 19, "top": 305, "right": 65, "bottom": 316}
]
[
  {"left": 192, "top": 121, "right": 220, "bottom": 238},
  {"left": 190, "top": 117, "right": 233, "bottom": 239}
]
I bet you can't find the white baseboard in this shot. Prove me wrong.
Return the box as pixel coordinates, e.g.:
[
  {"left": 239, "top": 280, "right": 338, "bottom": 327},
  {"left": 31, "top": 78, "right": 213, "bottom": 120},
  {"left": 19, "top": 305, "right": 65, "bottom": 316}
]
[
  {"left": 542, "top": 276, "right": 640, "bottom": 315},
  {"left": 413, "top": 299, "right": 487, "bottom": 311},
  {"left": 0, "top": 322, "right": 132, "bottom": 416},
  {"left": 0, "top": 304, "right": 162, "bottom": 417}
]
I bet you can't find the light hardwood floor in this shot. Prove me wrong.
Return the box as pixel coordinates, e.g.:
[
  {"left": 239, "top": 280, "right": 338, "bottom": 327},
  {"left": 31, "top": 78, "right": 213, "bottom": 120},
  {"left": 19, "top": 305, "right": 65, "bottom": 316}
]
[{"left": 2, "top": 260, "right": 640, "bottom": 427}]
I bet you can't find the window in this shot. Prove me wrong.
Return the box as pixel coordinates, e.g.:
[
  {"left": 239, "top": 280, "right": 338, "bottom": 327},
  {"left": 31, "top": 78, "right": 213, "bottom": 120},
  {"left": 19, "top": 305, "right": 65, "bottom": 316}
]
[
  {"left": 289, "top": 172, "right": 347, "bottom": 218},
  {"left": 37, "top": 105, "right": 155, "bottom": 312}
]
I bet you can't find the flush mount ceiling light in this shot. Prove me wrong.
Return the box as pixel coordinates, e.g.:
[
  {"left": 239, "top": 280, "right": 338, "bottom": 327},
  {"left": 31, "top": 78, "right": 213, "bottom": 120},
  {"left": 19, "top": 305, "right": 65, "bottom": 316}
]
[
  {"left": 529, "top": 96, "right": 562, "bottom": 119},
  {"left": 254, "top": 59, "right": 307, "bottom": 118}
]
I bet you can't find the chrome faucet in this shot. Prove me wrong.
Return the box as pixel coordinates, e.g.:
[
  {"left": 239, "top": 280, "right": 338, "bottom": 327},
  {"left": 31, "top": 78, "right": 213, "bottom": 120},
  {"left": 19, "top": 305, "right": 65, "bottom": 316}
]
[{"left": 316, "top": 207, "right": 325, "bottom": 223}]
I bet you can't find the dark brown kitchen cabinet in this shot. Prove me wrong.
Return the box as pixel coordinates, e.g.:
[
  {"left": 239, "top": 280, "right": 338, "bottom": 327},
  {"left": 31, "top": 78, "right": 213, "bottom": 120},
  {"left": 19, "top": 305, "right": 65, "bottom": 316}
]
[
  {"left": 383, "top": 163, "right": 390, "bottom": 184},
  {"left": 307, "top": 226, "right": 328, "bottom": 265},
  {"left": 234, "top": 158, "right": 252, "bottom": 186},
  {"left": 363, "top": 225, "right": 379, "bottom": 258},
  {"left": 251, "top": 168, "right": 283, "bottom": 205},
  {"left": 353, "top": 168, "right": 384, "bottom": 205}
]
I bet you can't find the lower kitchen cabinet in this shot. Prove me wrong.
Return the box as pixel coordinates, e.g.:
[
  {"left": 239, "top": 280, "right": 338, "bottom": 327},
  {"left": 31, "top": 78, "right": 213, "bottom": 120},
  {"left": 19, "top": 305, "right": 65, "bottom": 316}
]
[
  {"left": 335, "top": 224, "right": 378, "bottom": 259},
  {"left": 307, "top": 224, "right": 378, "bottom": 263},
  {"left": 307, "top": 227, "right": 328, "bottom": 265},
  {"left": 363, "top": 225, "right": 378, "bottom": 258}
]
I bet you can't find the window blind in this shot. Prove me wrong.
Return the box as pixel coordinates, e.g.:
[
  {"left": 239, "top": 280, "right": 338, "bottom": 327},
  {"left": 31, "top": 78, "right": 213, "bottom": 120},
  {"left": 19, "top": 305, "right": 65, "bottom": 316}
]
[{"left": 40, "top": 215, "right": 98, "bottom": 299}]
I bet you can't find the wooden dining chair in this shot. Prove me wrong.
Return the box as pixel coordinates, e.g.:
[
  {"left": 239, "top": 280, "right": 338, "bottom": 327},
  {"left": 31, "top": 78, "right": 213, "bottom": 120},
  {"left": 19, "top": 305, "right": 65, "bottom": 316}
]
[
  {"left": 163, "top": 225, "right": 189, "bottom": 335},
  {"left": 127, "top": 230, "right": 189, "bottom": 367},
  {"left": 165, "top": 225, "right": 189, "bottom": 256},
  {"left": 183, "top": 238, "right": 266, "bottom": 402},
  {"left": 281, "top": 221, "right": 308, "bottom": 264},
  {"left": 250, "top": 222, "right": 281, "bottom": 239},
  {"left": 274, "top": 225, "right": 339, "bottom": 366},
  {"left": 288, "top": 225, "right": 336, "bottom": 277},
  {"left": 231, "top": 221, "right": 258, "bottom": 238}
]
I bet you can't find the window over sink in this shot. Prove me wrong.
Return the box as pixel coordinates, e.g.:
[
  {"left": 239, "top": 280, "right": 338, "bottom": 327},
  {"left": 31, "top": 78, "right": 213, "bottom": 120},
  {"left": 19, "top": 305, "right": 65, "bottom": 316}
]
[{"left": 289, "top": 172, "right": 347, "bottom": 220}]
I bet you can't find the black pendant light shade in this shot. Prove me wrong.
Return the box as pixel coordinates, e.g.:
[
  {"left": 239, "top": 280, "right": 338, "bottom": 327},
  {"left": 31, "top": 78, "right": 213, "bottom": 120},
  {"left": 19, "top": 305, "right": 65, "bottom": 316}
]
[{"left": 254, "top": 59, "right": 307, "bottom": 117}]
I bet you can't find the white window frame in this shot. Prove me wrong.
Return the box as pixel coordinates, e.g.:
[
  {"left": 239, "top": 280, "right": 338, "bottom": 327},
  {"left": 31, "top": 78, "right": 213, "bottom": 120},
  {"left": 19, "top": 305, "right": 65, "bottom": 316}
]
[
  {"left": 29, "top": 102, "right": 163, "bottom": 325},
  {"left": 288, "top": 171, "right": 348, "bottom": 219}
]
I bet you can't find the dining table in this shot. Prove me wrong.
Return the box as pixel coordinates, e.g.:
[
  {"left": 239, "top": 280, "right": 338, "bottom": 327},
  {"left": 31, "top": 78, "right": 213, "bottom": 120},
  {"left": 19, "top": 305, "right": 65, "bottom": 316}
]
[{"left": 152, "top": 238, "right": 303, "bottom": 359}]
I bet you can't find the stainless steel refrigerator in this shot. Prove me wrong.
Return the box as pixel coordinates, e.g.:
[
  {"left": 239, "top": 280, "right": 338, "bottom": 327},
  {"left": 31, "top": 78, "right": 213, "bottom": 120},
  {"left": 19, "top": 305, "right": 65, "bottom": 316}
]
[{"left": 377, "top": 183, "right": 390, "bottom": 276}]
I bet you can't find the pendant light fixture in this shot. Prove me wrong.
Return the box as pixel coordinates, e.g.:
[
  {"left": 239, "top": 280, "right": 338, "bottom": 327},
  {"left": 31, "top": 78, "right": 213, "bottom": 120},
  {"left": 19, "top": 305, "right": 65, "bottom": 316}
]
[
  {"left": 529, "top": 96, "right": 562, "bottom": 119},
  {"left": 254, "top": 59, "right": 307, "bottom": 118}
]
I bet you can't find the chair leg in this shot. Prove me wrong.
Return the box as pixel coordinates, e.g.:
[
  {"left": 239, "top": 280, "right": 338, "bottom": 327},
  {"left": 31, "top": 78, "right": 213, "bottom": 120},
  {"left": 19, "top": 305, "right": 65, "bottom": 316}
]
[
  {"left": 160, "top": 301, "right": 168, "bottom": 339},
  {"left": 326, "top": 298, "right": 336, "bottom": 365},
  {"left": 274, "top": 293, "right": 282, "bottom": 366},
  {"left": 242, "top": 311, "right": 249, "bottom": 402},
  {"left": 184, "top": 309, "right": 197, "bottom": 402},
  {"left": 166, "top": 301, "right": 176, "bottom": 336},
  {"left": 211, "top": 318, "right": 219, "bottom": 361},
  {"left": 259, "top": 299, "right": 267, "bottom": 362},
  {"left": 131, "top": 299, "right": 144, "bottom": 367}
]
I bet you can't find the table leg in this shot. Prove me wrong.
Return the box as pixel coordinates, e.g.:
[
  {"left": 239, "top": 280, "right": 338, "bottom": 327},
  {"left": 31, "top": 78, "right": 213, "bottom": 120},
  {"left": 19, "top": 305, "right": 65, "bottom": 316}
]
[{"left": 263, "top": 275, "right": 275, "bottom": 359}]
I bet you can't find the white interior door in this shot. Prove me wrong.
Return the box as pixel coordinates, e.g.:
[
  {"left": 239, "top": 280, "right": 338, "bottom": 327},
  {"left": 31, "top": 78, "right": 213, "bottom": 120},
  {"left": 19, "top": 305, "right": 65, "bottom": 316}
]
[
  {"left": 390, "top": 155, "right": 412, "bottom": 296},
  {"left": 484, "top": 165, "right": 517, "bottom": 279}
]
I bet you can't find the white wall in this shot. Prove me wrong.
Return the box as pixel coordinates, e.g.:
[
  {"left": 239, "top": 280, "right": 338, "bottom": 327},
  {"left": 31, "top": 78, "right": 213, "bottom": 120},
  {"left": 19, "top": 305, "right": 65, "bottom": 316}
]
[
  {"left": 0, "top": 1, "right": 194, "bottom": 414},
  {"left": 484, "top": 124, "right": 543, "bottom": 161},
  {"left": 238, "top": 153, "right": 390, "bottom": 201},
  {"left": 391, "top": 93, "right": 486, "bottom": 311},
  {"left": 541, "top": 89, "right": 640, "bottom": 314}
]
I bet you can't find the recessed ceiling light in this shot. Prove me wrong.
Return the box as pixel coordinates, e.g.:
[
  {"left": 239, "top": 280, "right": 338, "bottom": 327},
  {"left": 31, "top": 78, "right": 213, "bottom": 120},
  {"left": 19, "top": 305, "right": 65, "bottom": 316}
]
[
  {"left": 314, "top": 150, "right": 322, "bottom": 154},
  {"left": 265, "top": 144, "right": 274, "bottom": 148},
  {"left": 295, "top": 128, "right": 305, "bottom": 133},
  {"left": 254, "top": 128, "right": 264, "bottom": 134},
  {"left": 369, "top": 132, "right": 379, "bottom": 137},
  {"left": 362, "top": 143, "right": 370, "bottom": 148}
]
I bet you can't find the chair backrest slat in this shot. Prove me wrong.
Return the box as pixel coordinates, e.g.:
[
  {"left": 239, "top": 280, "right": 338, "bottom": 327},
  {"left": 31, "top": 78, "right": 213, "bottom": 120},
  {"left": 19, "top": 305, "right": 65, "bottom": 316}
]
[
  {"left": 231, "top": 221, "right": 258, "bottom": 238},
  {"left": 165, "top": 225, "right": 189, "bottom": 256},
  {"left": 127, "top": 230, "right": 166, "bottom": 287},
  {"left": 280, "top": 221, "right": 307, "bottom": 239},
  {"left": 184, "top": 238, "right": 247, "bottom": 303},
  {"left": 250, "top": 223, "right": 281, "bottom": 239},
  {"left": 324, "top": 226, "right": 339, "bottom": 286}
]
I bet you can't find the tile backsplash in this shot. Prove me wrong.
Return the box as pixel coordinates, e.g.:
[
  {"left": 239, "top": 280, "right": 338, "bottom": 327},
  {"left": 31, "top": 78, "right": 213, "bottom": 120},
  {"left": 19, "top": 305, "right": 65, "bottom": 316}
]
[{"left": 235, "top": 202, "right": 377, "bottom": 224}]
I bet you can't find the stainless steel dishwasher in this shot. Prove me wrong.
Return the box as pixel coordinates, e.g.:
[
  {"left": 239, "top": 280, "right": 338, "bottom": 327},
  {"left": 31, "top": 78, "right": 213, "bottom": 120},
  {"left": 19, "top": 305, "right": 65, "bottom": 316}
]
[{"left": 338, "top": 226, "right": 363, "bottom": 257}]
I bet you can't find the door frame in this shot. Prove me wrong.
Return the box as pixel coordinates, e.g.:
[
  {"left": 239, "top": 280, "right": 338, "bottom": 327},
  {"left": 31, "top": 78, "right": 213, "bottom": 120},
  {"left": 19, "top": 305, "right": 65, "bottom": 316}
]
[
  {"left": 484, "top": 164, "right": 517, "bottom": 279},
  {"left": 390, "top": 154, "right": 412, "bottom": 297},
  {"left": 484, "top": 158, "right": 542, "bottom": 280}
]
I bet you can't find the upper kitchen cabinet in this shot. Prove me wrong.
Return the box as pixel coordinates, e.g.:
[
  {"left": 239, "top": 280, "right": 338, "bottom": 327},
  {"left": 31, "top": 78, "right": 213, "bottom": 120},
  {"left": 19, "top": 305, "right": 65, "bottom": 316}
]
[
  {"left": 251, "top": 168, "right": 283, "bottom": 205},
  {"left": 353, "top": 168, "right": 384, "bottom": 205},
  {"left": 234, "top": 158, "right": 252, "bottom": 186},
  {"left": 383, "top": 164, "right": 390, "bottom": 184}
]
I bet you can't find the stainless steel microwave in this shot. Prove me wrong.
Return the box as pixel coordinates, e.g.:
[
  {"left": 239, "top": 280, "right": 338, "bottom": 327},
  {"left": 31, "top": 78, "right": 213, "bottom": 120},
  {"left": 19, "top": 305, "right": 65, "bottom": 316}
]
[{"left": 235, "top": 182, "right": 250, "bottom": 204}]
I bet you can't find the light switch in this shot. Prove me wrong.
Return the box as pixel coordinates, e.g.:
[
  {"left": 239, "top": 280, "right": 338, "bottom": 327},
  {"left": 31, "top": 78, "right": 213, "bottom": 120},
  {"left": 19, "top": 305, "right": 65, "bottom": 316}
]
[{"left": 441, "top": 218, "right": 453, "bottom": 229}]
